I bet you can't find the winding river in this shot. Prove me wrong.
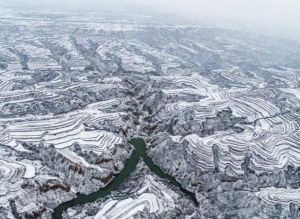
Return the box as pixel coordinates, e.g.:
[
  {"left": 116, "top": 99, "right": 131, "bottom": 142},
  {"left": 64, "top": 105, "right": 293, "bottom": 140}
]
[{"left": 52, "top": 138, "right": 198, "bottom": 219}]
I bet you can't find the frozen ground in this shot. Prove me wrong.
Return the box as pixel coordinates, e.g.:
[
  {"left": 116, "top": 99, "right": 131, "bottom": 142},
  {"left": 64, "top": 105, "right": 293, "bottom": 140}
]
[{"left": 0, "top": 6, "right": 300, "bottom": 219}]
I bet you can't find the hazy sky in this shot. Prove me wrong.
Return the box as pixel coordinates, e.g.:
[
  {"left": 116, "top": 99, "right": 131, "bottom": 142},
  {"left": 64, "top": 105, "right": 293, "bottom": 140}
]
[
  {"left": 2, "top": 0, "right": 300, "bottom": 40},
  {"left": 133, "top": 0, "right": 300, "bottom": 40}
]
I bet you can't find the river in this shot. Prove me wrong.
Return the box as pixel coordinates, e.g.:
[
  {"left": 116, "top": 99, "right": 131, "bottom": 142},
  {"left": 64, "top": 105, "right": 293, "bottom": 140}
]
[{"left": 52, "top": 138, "right": 198, "bottom": 218}]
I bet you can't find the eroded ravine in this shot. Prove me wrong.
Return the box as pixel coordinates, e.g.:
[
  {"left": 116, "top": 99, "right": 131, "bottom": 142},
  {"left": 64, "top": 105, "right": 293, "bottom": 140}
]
[{"left": 52, "top": 138, "right": 198, "bottom": 219}]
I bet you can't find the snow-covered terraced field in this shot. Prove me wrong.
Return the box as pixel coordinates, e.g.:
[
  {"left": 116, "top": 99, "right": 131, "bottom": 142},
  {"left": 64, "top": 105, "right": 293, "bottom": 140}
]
[
  {"left": 148, "top": 73, "right": 300, "bottom": 175},
  {"left": 256, "top": 187, "right": 300, "bottom": 205},
  {"left": 1, "top": 5, "right": 300, "bottom": 219}
]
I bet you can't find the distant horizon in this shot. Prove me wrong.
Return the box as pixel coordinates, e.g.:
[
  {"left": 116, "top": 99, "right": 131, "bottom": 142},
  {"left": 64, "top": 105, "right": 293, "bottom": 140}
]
[
  {"left": 1, "top": 0, "right": 300, "bottom": 42},
  {"left": 1, "top": 2, "right": 300, "bottom": 219}
]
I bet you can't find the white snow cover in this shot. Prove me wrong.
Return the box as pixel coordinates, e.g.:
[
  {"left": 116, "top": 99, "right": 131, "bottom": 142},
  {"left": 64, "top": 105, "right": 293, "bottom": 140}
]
[
  {"left": 256, "top": 187, "right": 300, "bottom": 205},
  {"left": 93, "top": 174, "right": 179, "bottom": 219},
  {"left": 94, "top": 193, "right": 163, "bottom": 219}
]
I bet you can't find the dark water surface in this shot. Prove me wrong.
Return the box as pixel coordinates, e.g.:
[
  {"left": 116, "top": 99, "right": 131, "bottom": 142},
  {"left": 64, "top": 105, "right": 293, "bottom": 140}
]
[{"left": 52, "top": 138, "right": 198, "bottom": 219}]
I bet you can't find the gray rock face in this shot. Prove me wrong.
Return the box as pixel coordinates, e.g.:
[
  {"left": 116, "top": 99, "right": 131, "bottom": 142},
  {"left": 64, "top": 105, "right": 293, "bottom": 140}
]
[{"left": 0, "top": 5, "right": 300, "bottom": 219}]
